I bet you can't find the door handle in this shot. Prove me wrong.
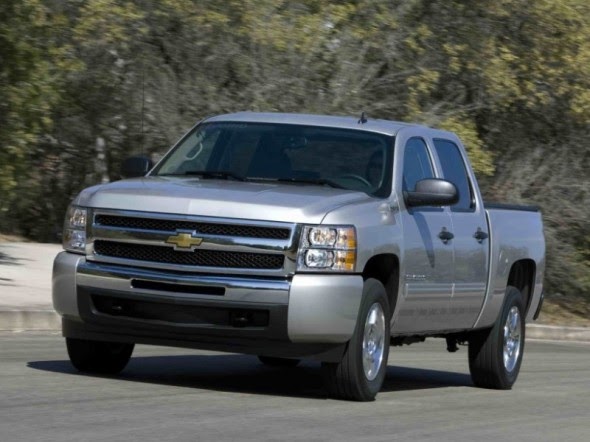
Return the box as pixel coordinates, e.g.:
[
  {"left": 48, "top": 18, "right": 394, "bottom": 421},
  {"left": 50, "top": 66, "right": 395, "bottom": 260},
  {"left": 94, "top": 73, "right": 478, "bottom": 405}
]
[
  {"left": 438, "top": 228, "right": 454, "bottom": 244},
  {"left": 473, "top": 228, "right": 489, "bottom": 243}
]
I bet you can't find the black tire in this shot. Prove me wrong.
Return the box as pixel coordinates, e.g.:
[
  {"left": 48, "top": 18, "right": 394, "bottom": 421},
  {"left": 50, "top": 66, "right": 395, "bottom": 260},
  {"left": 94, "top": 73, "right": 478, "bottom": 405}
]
[
  {"left": 257, "top": 356, "right": 300, "bottom": 367},
  {"left": 321, "top": 278, "right": 390, "bottom": 401},
  {"left": 468, "top": 286, "right": 525, "bottom": 389},
  {"left": 66, "top": 338, "right": 134, "bottom": 375}
]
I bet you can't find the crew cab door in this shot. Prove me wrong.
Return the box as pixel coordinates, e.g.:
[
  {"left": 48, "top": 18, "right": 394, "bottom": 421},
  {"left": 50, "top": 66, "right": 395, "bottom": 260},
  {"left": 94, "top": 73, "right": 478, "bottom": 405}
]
[
  {"left": 431, "top": 138, "right": 490, "bottom": 329},
  {"left": 395, "top": 135, "right": 455, "bottom": 333}
]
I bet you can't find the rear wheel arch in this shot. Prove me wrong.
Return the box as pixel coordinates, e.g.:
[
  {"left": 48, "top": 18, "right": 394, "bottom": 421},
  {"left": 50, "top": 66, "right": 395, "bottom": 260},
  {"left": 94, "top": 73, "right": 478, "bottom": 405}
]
[{"left": 507, "top": 259, "right": 536, "bottom": 316}]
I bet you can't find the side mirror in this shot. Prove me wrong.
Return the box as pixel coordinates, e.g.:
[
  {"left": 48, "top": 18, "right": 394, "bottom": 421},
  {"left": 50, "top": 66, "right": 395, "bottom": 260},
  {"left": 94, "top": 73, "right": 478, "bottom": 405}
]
[
  {"left": 404, "top": 178, "right": 458, "bottom": 207},
  {"left": 121, "top": 156, "right": 153, "bottom": 179}
]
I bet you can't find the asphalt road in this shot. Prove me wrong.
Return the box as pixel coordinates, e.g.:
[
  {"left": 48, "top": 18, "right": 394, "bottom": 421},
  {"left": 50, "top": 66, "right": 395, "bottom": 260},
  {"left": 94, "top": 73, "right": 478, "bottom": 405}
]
[{"left": 1, "top": 333, "right": 588, "bottom": 442}]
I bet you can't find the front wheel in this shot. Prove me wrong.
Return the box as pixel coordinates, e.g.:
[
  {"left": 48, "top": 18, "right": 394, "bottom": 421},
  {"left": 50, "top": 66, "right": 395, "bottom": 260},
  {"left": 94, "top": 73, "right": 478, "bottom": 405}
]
[
  {"left": 321, "top": 278, "right": 390, "bottom": 401},
  {"left": 66, "top": 338, "right": 134, "bottom": 375},
  {"left": 468, "top": 286, "right": 525, "bottom": 389}
]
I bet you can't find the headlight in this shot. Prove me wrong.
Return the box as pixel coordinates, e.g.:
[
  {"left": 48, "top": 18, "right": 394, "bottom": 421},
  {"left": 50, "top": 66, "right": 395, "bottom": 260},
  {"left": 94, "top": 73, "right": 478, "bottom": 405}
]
[
  {"left": 297, "top": 225, "right": 356, "bottom": 272},
  {"left": 308, "top": 227, "right": 337, "bottom": 247},
  {"left": 63, "top": 206, "right": 88, "bottom": 254}
]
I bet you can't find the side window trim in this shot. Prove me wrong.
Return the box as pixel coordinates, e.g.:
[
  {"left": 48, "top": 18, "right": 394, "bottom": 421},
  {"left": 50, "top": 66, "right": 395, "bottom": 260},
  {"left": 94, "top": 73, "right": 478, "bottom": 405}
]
[
  {"left": 432, "top": 138, "right": 477, "bottom": 212},
  {"left": 402, "top": 136, "right": 438, "bottom": 190}
]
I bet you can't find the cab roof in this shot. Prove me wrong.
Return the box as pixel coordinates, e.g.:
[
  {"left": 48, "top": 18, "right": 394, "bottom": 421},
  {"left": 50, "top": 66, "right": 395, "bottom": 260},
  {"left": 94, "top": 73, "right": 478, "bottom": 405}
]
[{"left": 204, "top": 112, "right": 424, "bottom": 136}]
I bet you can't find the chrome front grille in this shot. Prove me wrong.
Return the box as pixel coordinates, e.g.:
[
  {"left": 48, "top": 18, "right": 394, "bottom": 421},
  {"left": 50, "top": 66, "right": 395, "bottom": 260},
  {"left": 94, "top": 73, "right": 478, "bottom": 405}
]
[
  {"left": 88, "top": 210, "right": 298, "bottom": 275},
  {"left": 94, "top": 214, "right": 291, "bottom": 239}
]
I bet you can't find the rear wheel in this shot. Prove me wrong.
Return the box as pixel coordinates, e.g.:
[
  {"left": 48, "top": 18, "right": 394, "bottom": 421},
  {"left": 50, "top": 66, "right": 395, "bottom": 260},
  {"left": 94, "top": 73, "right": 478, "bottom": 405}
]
[
  {"left": 321, "top": 278, "right": 390, "bottom": 401},
  {"left": 66, "top": 338, "right": 134, "bottom": 375},
  {"left": 258, "top": 356, "right": 300, "bottom": 367},
  {"left": 468, "top": 286, "right": 525, "bottom": 389}
]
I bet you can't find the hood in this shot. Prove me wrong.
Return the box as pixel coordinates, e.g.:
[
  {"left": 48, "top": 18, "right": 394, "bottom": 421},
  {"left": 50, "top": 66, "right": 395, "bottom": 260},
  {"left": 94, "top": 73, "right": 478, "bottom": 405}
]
[{"left": 75, "top": 176, "right": 373, "bottom": 224}]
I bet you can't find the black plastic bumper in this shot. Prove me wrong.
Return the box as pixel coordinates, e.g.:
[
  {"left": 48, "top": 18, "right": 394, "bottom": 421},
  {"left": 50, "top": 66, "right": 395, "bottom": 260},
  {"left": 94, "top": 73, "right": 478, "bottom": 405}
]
[{"left": 63, "top": 286, "right": 345, "bottom": 362}]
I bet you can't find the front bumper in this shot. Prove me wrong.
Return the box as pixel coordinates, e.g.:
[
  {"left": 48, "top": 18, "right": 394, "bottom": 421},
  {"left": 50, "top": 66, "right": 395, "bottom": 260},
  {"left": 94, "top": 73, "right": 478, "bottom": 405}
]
[{"left": 52, "top": 252, "right": 363, "bottom": 359}]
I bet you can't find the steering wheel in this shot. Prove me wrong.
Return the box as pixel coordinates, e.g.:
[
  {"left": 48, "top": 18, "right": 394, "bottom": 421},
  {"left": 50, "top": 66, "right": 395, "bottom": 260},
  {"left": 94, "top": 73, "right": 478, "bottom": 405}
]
[{"left": 336, "top": 174, "right": 372, "bottom": 188}]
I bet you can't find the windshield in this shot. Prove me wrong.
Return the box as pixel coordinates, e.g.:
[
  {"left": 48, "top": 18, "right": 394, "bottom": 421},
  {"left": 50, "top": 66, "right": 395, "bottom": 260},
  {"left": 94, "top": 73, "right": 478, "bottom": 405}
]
[{"left": 152, "top": 122, "right": 394, "bottom": 197}]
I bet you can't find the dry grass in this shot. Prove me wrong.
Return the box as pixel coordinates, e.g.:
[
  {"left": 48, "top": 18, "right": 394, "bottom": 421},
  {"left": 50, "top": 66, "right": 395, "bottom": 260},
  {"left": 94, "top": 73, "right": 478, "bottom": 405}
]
[
  {"left": 536, "top": 297, "right": 590, "bottom": 327},
  {"left": 0, "top": 233, "right": 28, "bottom": 243}
]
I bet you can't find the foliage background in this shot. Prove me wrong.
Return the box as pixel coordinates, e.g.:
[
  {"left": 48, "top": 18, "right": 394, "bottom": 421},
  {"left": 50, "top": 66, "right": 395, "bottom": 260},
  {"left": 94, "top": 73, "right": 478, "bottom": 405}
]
[{"left": 1, "top": 0, "right": 588, "bottom": 309}]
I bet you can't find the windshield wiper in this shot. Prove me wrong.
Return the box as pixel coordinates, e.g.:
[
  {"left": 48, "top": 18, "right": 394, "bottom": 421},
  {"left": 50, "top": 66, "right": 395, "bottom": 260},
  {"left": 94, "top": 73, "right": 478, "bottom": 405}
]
[
  {"left": 159, "top": 171, "right": 345, "bottom": 189},
  {"left": 163, "top": 170, "right": 246, "bottom": 181},
  {"left": 274, "top": 177, "right": 346, "bottom": 190}
]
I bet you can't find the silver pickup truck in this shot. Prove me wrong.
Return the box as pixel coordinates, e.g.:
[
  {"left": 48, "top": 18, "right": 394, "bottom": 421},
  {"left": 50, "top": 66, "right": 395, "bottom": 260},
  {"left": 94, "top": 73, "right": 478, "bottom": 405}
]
[{"left": 53, "top": 112, "right": 545, "bottom": 401}]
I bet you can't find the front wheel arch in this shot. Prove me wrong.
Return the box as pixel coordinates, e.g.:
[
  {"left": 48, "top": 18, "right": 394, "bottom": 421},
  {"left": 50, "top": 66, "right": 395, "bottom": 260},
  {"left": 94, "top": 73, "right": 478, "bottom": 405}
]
[
  {"left": 362, "top": 253, "right": 399, "bottom": 319},
  {"left": 321, "top": 278, "right": 390, "bottom": 401}
]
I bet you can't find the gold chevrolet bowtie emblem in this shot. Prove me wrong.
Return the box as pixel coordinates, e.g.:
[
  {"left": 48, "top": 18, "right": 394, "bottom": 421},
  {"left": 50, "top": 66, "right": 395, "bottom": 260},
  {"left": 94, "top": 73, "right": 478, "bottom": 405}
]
[{"left": 165, "top": 232, "right": 203, "bottom": 250}]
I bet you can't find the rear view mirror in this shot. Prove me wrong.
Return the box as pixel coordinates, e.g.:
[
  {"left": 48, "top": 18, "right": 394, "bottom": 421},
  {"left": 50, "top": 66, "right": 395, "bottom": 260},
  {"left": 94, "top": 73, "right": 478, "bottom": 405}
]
[
  {"left": 281, "top": 135, "right": 308, "bottom": 150},
  {"left": 121, "top": 156, "right": 153, "bottom": 179},
  {"left": 404, "top": 178, "right": 458, "bottom": 207}
]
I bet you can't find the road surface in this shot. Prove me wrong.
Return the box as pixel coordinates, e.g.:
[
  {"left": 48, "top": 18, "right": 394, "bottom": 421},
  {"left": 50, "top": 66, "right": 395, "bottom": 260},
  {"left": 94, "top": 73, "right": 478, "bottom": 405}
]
[{"left": 0, "top": 332, "right": 588, "bottom": 441}]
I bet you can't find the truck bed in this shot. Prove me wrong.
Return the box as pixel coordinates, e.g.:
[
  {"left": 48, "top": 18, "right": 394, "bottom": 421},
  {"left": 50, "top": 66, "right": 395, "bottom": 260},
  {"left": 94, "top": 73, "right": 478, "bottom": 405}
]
[
  {"left": 474, "top": 206, "right": 545, "bottom": 329},
  {"left": 484, "top": 202, "right": 540, "bottom": 212}
]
